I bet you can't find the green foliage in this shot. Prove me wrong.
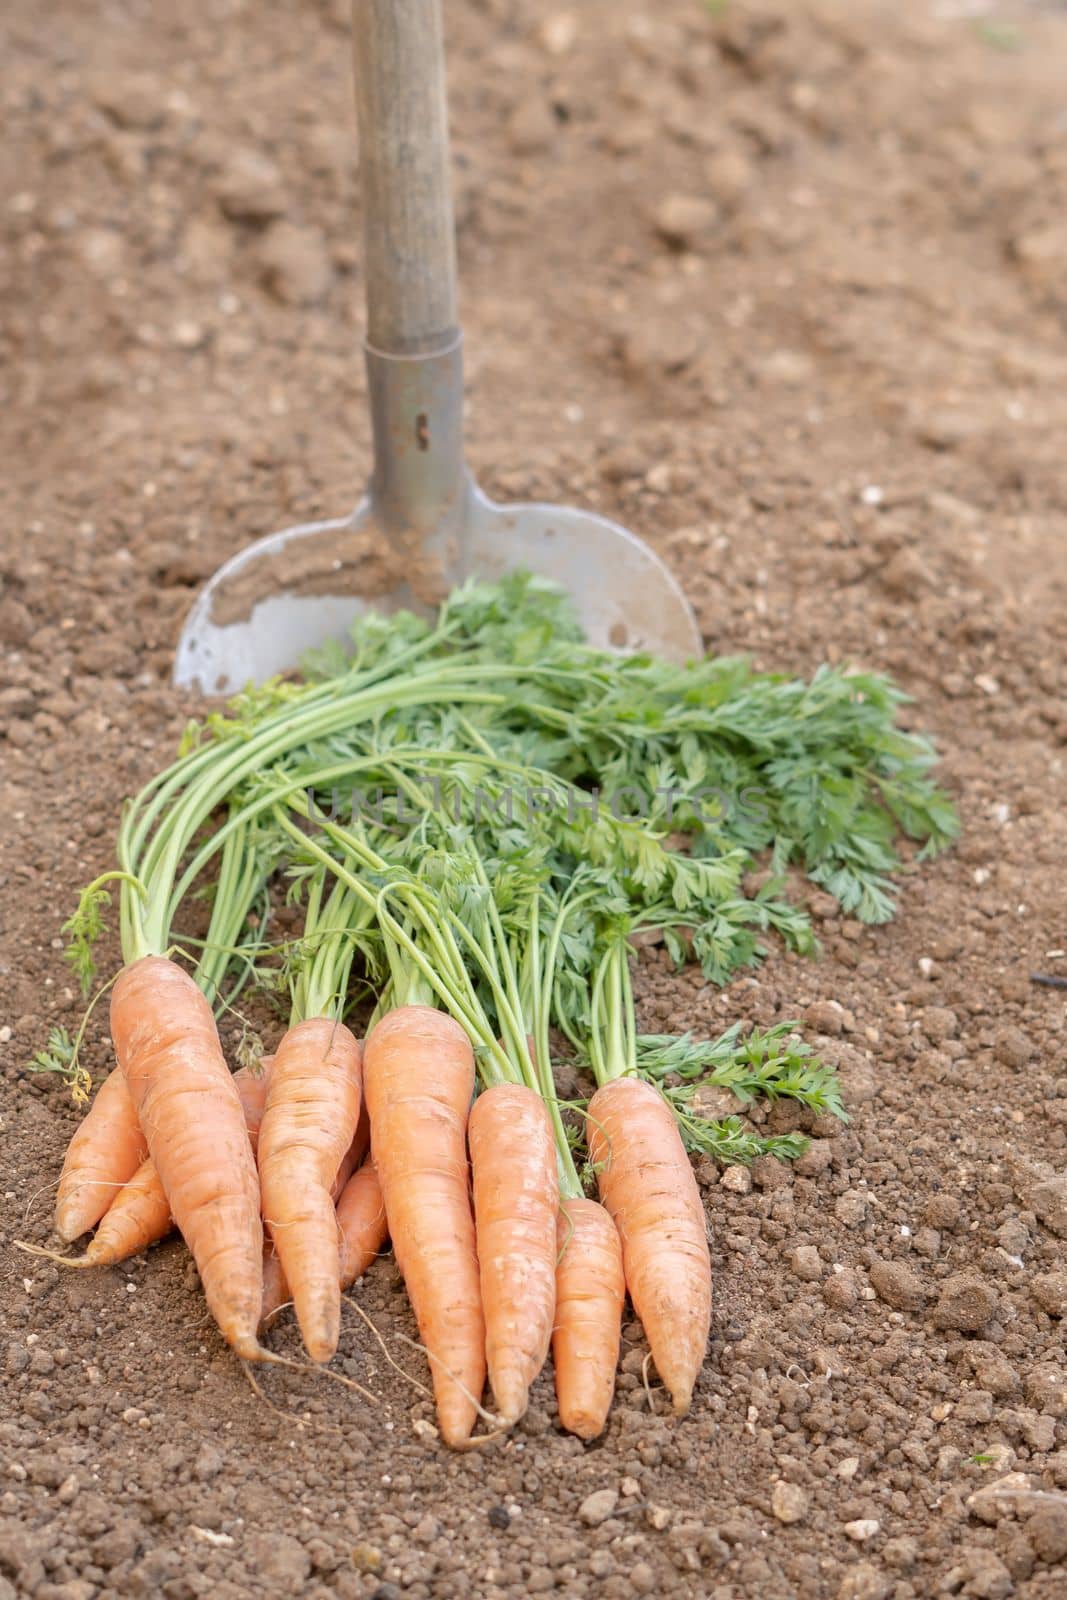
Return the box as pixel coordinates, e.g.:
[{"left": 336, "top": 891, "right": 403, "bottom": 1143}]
[
  {"left": 635, "top": 1021, "right": 846, "bottom": 1120},
  {"left": 26, "top": 1026, "right": 91, "bottom": 1105},
  {"left": 55, "top": 572, "right": 955, "bottom": 1156},
  {"left": 62, "top": 884, "right": 113, "bottom": 996}
]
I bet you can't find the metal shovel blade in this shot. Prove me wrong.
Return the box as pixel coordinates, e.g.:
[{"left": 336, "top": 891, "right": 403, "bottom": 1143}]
[
  {"left": 173, "top": 491, "right": 700, "bottom": 694},
  {"left": 174, "top": 342, "right": 700, "bottom": 693}
]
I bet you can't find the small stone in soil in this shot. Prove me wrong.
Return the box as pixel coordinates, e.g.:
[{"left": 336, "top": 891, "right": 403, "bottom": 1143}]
[
  {"left": 835, "top": 1191, "right": 868, "bottom": 1228},
  {"left": 771, "top": 1481, "right": 808, "bottom": 1524},
  {"left": 578, "top": 1488, "right": 619, "bottom": 1526},
  {"left": 720, "top": 1165, "right": 752, "bottom": 1194},
  {"left": 843, "top": 1518, "right": 880, "bottom": 1542},
  {"left": 790, "top": 1245, "right": 824, "bottom": 1282},
  {"left": 652, "top": 193, "right": 719, "bottom": 248},
  {"left": 487, "top": 1505, "right": 511, "bottom": 1530}
]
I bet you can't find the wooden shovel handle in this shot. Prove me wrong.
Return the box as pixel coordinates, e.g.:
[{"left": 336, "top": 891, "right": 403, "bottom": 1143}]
[{"left": 352, "top": 0, "right": 460, "bottom": 357}]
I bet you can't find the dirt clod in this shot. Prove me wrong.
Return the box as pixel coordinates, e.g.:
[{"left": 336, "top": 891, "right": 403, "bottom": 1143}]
[{"left": 932, "top": 1277, "right": 1000, "bottom": 1334}]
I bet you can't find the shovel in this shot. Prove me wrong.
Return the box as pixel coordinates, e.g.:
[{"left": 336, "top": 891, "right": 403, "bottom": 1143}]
[{"left": 174, "top": 0, "right": 700, "bottom": 693}]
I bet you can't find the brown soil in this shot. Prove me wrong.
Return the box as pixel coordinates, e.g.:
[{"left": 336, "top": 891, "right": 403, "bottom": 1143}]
[{"left": 2, "top": 1, "right": 1067, "bottom": 1596}]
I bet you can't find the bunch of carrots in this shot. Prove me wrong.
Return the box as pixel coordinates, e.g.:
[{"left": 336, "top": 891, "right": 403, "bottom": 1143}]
[{"left": 30, "top": 577, "right": 956, "bottom": 1445}]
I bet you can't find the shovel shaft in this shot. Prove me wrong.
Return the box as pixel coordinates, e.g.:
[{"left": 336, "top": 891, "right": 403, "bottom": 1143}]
[{"left": 352, "top": 0, "right": 459, "bottom": 356}]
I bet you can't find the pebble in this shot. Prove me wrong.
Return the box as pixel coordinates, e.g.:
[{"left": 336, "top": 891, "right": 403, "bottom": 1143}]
[
  {"left": 257, "top": 221, "right": 332, "bottom": 305},
  {"left": 790, "top": 1245, "right": 824, "bottom": 1282},
  {"left": 539, "top": 12, "right": 577, "bottom": 54},
  {"left": 652, "top": 193, "right": 719, "bottom": 248},
  {"left": 720, "top": 1165, "right": 752, "bottom": 1194},
  {"left": 835, "top": 1191, "right": 868, "bottom": 1228},
  {"left": 214, "top": 147, "right": 288, "bottom": 223},
  {"left": 578, "top": 1488, "right": 619, "bottom": 1526},
  {"left": 628, "top": 1560, "right": 656, "bottom": 1594},
  {"left": 843, "top": 1518, "right": 880, "bottom": 1542},
  {"left": 932, "top": 1275, "right": 999, "bottom": 1332},
  {"left": 771, "top": 1481, "right": 808, "bottom": 1524},
  {"left": 804, "top": 1000, "right": 846, "bottom": 1036}
]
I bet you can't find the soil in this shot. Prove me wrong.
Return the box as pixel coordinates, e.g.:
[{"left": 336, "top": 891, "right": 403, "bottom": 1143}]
[{"left": 2, "top": 0, "right": 1067, "bottom": 1596}]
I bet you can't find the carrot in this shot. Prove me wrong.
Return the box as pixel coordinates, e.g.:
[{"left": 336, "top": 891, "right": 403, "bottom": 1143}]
[
  {"left": 587, "top": 1077, "right": 711, "bottom": 1416},
  {"left": 257, "top": 1017, "right": 363, "bottom": 1362},
  {"left": 55, "top": 1067, "right": 147, "bottom": 1242},
  {"left": 335, "top": 1158, "right": 388, "bottom": 1286},
  {"left": 260, "top": 1158, "right": 388, "bottom": 1327},
  {"left": 260, "top": 1241, "right": 287, "bottom": 1326},
  {"left": 112, "top": 955, "right": 264, "bottom": 1360},
  {"left": 61, "top": 1061, "right": 275, "bottom": 1271},
  {"left": 552, "top": 1197, "right": 625, "bottom": 1439},
  {"left": 364, "top": 1004, "right": 485, "bottom": 1447},
  {"left": 234, "top": 1061, "right": 273, "bottom": 1156},
  {"left": 331, "top": 1105, "right": 369, "bottom": 1203},
  {"left": 468, "top": 1083, "right": 557, "bottom": 1424},
  {"left": 75, "top": 1155, "right": 174, "bottom": 1268}
]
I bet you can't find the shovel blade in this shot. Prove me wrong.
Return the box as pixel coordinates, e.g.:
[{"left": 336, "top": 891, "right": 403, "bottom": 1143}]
[{"left": 173, "top": 486, "right": 701, "bottom": 693}]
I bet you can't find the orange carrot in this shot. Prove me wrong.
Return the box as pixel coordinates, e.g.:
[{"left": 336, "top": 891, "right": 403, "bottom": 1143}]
[
  {"left": 64, "top": 1061, "right": 275, "bottom": 1271},
  {"left": 468, "top": 1083, "right": 557, "bottom": 1423},
  {"left": 364, "top": 1005, "right": 485, "bottom": 1447},
  {"left": 587, "top": 1077, "right": 711, "bottom": 1416},
  {"left": 77, "top": 1156, "right": 174, "bottom": 1267},
  {"left": 258, "top": 1017, "right": 363, "bottom": 1362},
  {"left": 55, "top": 1067, "right": 147, "bottom": 1242},
  {"left": 331, "top": 1104, "right": 369, "bottom": 1203},
  {"left": 112, "top": 955, "right": 264, "bottom": 1360},
  {"left": 335, "top": 1158, "right": 387, "bottom": 1286},
  {"left": 260, "top": 1158, "right": 388, "bottom": 1327},
  {"left": 260, "top": 1241, "right": 287, "bottom": 1326},
  {"left": 552, "top": 1197, "right": 625, "bottom": 1439},
  {"left": 234, "top": 1060, "right": 273, "bottom": 1156}
]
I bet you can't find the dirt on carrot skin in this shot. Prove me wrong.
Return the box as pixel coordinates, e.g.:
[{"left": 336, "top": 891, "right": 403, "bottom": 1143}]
[{"left": 2, "top": 0, "right": 1066, "bottom": 1596}]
